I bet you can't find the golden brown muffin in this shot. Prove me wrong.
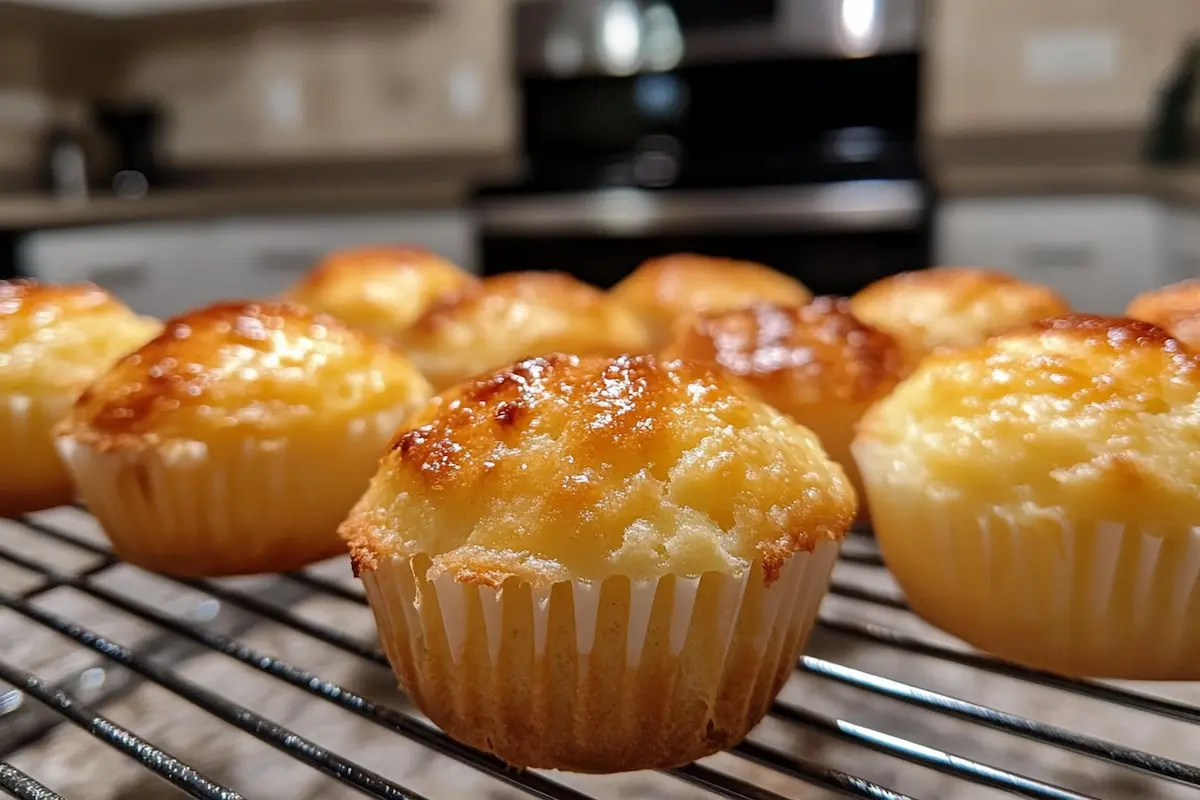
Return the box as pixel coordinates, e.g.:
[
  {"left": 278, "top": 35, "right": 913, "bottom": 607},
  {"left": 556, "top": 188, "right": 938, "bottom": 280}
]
[
  {"left": 850, "top": 267, "right": 1070, "bottom": 367},
  {"left": 283, "top": 245, "right": 475, "bottom": 340},
  {"left": 404, "top": 271, "right": 650, "bottom": 390},
  {"left": 0, "top": 280, "right": 161, "bottom": 516},
  {"left": 342, "top": 353, "right": 855, "bottom": 771},
  {"left": 853, "top": 314, "right": 1200, "bottom": 679},
  {"left": 609, "top": 254, "right": 813, "bottom": 347},
  {"left": 1126, "top": 279, "right": 1200, "bottom": 349},
  {"left": 55, "top": 300, "right": 432, "bottom": 576},
  {"left": 662, "top": 299, "right": 905, "bottom": 519}
]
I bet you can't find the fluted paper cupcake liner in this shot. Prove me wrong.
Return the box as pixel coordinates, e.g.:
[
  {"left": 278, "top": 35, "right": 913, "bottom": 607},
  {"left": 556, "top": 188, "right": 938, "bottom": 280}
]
[
  {"left": 855, "top": 448, "right": 1200, "bottom": 679},
  {"left": 1, "top": 392, "right": 76, "bottom": 516},
  {"left": 56, "top": 408, "right": 410, "bottom": 576},
  {"left": 361, "top": 540, "right": 839, "bottom": 772}
]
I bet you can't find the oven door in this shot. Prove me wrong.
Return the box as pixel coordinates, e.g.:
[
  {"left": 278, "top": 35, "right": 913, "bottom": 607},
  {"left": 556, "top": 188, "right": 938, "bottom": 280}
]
[{"left": 475, "top": 181, "right": 931, "bottom": 295}]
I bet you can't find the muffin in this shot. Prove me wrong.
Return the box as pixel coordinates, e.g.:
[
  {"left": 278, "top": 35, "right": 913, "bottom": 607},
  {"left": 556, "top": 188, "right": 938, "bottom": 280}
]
[
  {"left": 853, "top": 315, "right": 1200, "bottom": 679},
  {"left": 55, "top": 301, "right": 432, "bottom": 576},
  {"left": 663, "top": 299, "right": 905, "bottom": 519},
  {"left": 610, "top": 254, "right": 813, "bottom": 347},
  {"left": 283, "top": 245, "right": 475, "bottom": 340},
  {"left": 404, "top": 271, "right": 650, "bottom": 390},
  {"left": 0, "top": 280, "right": 160, "bottom": 517},
  {"left": 1126, "top": 279, "right": 1200, "bottom": 349},
  {"left": 341, "top": 353, "right": 856, "bottom": 771},
  {"left": 850, "top": 267, "right": 1070, "bottom": 367}
]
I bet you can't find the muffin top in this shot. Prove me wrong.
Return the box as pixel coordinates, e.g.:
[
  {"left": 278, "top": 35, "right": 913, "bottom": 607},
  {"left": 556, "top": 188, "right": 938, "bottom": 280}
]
[
  {"left": 850, "top": 267, "right": 1069, "bottom": 361},
  {"left": 342, "top": 353, "right": 856, "bottom": 587},
  {"left": 610, "top": 254, "right": 813, "bottom": 345},
  {"left": 1126, "top": 279, "right": 1200, "bottom": 349},
  {"left": 284, "top": 246, "right": 475, "bottom": 338},
  {"left": 60, "top": 300, "right": 431, "bottom": 446},
  {"left": 0, "top": 279, "right": 161, "bottom": 395},
  {"left": 404, "top": 271, "right": 650, "bottom": 390},
  {"left": 856, "top": 315, "right": 1200, "bottom": 525},
  {"left": 662, "top": 299, "right": 905, "bottom": 407}
]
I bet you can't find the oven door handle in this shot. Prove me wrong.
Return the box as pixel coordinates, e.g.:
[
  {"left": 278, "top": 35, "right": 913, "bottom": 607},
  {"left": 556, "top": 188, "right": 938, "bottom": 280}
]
[{"left": 473, "top": 182, "right": 926, "bottom": 237}]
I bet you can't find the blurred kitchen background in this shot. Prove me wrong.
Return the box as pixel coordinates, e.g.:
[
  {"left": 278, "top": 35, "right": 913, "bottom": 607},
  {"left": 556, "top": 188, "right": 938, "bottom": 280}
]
[{"left": 0, "top": 0, "right": 1195, "bottom": 317}]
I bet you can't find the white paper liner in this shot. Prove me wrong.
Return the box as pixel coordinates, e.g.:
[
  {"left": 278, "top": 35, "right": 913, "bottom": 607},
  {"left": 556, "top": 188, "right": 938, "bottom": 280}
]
[
  {"left": 3, "top": 392, "right": 66, "bottom": 455},
  {"left": 854, "top": 441, "right": 1200, "bottom": 677},
  {"left": 940, "top": 513, "right": 1198, "bottom": 667},
  {"left": 854, "top": 433, "right": 1200, "bottom": 677},
  {"left": 367, "top": 540, "right": 837, "bottom": 670},
  {"left": 360, "top": 539, "right": 841, "bottom": 770},
  {"left": 54, "top": 405, "right": 412, "bottom": 574},
  {"left": 0, "top": 392, "right": 76, "bottom": 513}
]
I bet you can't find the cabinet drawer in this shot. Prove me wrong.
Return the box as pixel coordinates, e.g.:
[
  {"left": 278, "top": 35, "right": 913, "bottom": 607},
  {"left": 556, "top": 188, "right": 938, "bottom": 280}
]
[
  {"left": 212, "top": 211, "right": 478, "bottom": 300},
  {"left": 1162, "top": 206, "right": 1200, "bottom": 286},
  {"left": 19, "top": 223, "right": 212, "bottom": 319},
  {"left": 936, "top": 196, "right": 1162, "bottom": 314}
]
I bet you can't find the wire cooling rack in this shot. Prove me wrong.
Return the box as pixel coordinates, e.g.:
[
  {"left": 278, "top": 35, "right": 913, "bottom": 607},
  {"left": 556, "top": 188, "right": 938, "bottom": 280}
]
[{"left": 1, "top": 507, "right": 1198, "bottom": 800}]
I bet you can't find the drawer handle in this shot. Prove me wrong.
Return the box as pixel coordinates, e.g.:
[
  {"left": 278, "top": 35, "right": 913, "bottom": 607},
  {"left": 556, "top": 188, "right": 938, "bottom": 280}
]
[
  {"left": 257, "top": 252, "right": 319, "bottom": 274},
  {"left": 86, "top": 263, "right": 149, "bottom": 290},
  {"left": 1018, "top": 244, "right": 1094, "bottom": 269}
]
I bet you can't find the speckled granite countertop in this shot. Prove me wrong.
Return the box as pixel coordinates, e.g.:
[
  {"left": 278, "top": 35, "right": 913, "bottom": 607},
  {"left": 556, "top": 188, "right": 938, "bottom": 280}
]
[
  {"left": 0, "top": 153, "right": 523, "bottom": 231},
  {"left": 937, "top": 164, "right": 1200, "bottom": 205},
  {"left": 0, "top": 184, "right": 468, "bottom": 231},
  {"left": 2, "top": 507, "right": 1199, "bottom": 800}
]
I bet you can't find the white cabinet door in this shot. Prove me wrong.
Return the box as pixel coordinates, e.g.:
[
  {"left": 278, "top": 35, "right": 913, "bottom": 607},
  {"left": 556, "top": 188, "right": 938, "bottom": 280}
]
[
  {"left": 937, "top": 196, "right": 1163, "bottom": 315},
  {"left": 1162, "top": 206, "right": 1200, "bottom": 286},
  {"left": 212, "top": 211, "right": 478, "bottom": 301},
  {"left": 18, "top": 223, "right": 213, "bottom": 319},
  {"left": 18, "top": 212, "right": 476, "bottom": 320}
]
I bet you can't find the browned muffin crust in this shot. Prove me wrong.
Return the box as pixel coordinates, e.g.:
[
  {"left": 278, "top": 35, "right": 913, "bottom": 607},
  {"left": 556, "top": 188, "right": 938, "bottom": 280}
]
[
  {"left": 610, "top": 253, "right": 813, "bottom": 345},
  {"left": 1126, "top": 279, "right": 1200, "bottom": 349},
  {"left": 343, "top": 352, "right": 856, "bottom": 587},
  {"left": 60, "top": 300, "right": 426, "bottom": 446},
  {"left": 283, "top": 245, "right": 475, "bottom": 338},
  {"left": 662, "top": 298, "right": 905, "bottom": 405},
  {"left": 850, "top": 267, "right": 1071, "bottom": 362},
  {"left": 0, "top": 278, "right": 123, "bottom": 317},
  {"left": 404, "top": 272, "right": 651, "bottom": 389}
]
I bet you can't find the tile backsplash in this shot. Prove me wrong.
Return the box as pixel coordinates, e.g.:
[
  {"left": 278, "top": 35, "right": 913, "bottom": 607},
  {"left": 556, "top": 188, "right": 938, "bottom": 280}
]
[{"left": 927, "top": 0, "right": 1197, "bottom": 137}]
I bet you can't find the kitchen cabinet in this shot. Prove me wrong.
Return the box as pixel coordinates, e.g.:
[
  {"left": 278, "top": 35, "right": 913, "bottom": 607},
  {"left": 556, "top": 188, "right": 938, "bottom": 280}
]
[
  {"left": 936, "top": 196, "right": 1166, "bottom": 314},
  {"left": 18, "top": 222, "right": 216, "bottom": 318},
  {"left": 1162, "top": 205, "right": 1200, "bottom": 285},
  {"left": 210, "top": 210, "right": 477, "bottom": 299},
  {"left": 18, "top": 210, "right": 477, "bottom": 318}
]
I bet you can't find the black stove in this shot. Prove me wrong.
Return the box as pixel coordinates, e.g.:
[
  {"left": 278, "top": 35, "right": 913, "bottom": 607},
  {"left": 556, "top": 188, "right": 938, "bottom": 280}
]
[{"left": 475, "top": 0, "right": 931, "bottom": 296}]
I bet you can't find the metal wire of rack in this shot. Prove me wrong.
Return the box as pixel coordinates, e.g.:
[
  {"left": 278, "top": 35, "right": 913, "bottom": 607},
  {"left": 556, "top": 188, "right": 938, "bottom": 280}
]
[{"left": 0, "top": 508, "right": 1198, "bottom": 800}]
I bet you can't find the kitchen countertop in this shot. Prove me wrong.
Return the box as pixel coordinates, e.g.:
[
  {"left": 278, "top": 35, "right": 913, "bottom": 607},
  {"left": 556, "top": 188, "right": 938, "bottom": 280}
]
[
  {"left": 0, "top": 182, "right": 471, "bottom": 231},
  {"left": 2, "top": 164, "right": 1198, "bottom": 232},
  {"left": 0, "top": 151, "right": 525, "bottom": 230},
  {"left": 3, "top": 507, "right": 1200, "bottom": 799},
  {"left": 937, "top": 163, "right": 1200, "bottom": 204}
]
